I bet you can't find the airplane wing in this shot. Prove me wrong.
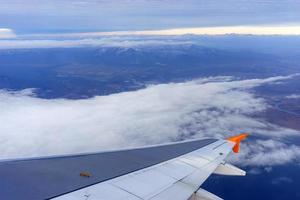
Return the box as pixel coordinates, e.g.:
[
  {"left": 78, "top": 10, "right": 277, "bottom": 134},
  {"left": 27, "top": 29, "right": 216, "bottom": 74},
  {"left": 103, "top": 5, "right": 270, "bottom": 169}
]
[{"left": 0, "top": 133, "right": 248, "bottom": 200}]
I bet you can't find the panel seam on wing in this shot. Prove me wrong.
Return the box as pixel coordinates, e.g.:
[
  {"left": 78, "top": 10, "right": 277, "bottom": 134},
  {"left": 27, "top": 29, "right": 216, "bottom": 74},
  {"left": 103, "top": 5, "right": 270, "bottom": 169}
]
[{"left": 108, "top": 182, "right": 144, "bottom": 200}]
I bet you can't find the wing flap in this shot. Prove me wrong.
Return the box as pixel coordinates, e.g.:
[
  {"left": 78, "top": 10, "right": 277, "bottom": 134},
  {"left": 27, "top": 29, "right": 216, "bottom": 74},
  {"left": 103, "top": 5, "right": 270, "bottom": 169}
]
[
  {"left": 214, "top": 162, "right": 246, "bottom": 176},
  {"left": 190, "top": 188, "right": 223, "bottom": 200}
]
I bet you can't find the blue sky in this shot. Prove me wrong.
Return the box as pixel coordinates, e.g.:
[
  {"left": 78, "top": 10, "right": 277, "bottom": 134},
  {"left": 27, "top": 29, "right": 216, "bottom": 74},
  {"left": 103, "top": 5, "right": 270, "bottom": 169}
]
[{"left": 1, "top": 0, "right": 300, "bottom": 34}]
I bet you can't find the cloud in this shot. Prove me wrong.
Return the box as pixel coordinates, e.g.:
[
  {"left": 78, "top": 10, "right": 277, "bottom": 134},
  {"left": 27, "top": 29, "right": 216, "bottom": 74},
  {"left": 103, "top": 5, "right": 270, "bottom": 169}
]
[
  {"left": 0, "top": 28, "right": 16, "bottom": 39},
  {"left": 248, "top": 168, "right": 262, "bottom": 175},
  {"left": 271, "top": 176, "right": 293, "bottom": 185},
  {"left": 248, "top": 166, "right": 273, "bottom": 175},
  {"left": 229, "top": 139, "right": 300, "bottom": 166},
  {"left": 0, "top": 75, "right": 299, "bottom": 167},
  {"left": 24, "top": 26, "right": 300, "bottom": 38},
  {"left": 264, "top": 166, "right": 273, "bottom": 173},
  {"left": 286, "top": 94, "right": 300, "bottom": 99},
  {"left": 66, "top": 26, "right": 300, "bottom": 36}
]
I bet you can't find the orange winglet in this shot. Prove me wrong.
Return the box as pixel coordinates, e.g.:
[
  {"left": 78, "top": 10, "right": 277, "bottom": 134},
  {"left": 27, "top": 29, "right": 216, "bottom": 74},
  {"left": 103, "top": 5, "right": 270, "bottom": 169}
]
[{"left": 227, "top": 133, "right": 248, "bottom": 153}]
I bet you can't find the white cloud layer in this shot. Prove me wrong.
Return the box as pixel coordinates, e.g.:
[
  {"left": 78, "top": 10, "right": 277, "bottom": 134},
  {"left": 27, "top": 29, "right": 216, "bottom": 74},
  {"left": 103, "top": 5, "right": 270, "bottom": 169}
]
[
  {"left": 0, "top": 28, "right": 16, "bottom": 39},
  {"left": 0, "top": 75, "right": 299, "bottom": 167}
]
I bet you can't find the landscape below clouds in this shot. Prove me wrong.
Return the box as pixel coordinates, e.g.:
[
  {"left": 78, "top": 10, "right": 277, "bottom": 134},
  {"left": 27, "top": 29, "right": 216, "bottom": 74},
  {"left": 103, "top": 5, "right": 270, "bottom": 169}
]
[{"left": 1, "top": 0, "right": 300, "bottom": 199}]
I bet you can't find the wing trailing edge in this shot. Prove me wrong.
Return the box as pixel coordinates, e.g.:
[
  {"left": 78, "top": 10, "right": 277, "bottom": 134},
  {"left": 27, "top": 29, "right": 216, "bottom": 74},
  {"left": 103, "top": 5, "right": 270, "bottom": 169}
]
[{"left": 189, "top": 188, "right": 223, "bottom": 200}]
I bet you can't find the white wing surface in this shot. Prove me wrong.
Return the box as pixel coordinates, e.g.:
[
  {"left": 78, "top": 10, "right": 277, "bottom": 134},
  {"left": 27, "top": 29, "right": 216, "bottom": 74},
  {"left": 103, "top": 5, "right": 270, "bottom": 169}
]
[{"left": 0, "top": 134, "right": 247, "bottom": 200}]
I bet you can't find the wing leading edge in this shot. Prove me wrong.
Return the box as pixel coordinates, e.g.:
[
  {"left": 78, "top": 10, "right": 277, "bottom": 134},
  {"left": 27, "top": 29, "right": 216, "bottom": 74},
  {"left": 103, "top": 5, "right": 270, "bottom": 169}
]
[{"left": 0, "top": 134, "right": 247, "bottom": 200}]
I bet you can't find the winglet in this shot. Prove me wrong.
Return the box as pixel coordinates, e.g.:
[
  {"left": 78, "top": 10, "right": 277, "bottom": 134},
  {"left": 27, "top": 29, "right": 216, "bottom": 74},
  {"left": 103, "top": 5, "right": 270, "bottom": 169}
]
[{"left": 227, "top": 133, "right": 248, "bottom": 153}]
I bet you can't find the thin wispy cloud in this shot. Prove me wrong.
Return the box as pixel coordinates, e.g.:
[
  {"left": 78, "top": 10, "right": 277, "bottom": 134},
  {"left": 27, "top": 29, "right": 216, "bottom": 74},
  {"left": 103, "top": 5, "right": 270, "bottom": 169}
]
[
  {"left": 34, "top": 26, "right": 300, "bottom": 37},
  {"left": 0, "top": 75, "right": 299, "bottom": 167},
  {"left": 271, "top": 176, "right": 293, "bottom": 185},
  {"left": 0, "top": 28, "right": 16, "bottom": 39}
]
